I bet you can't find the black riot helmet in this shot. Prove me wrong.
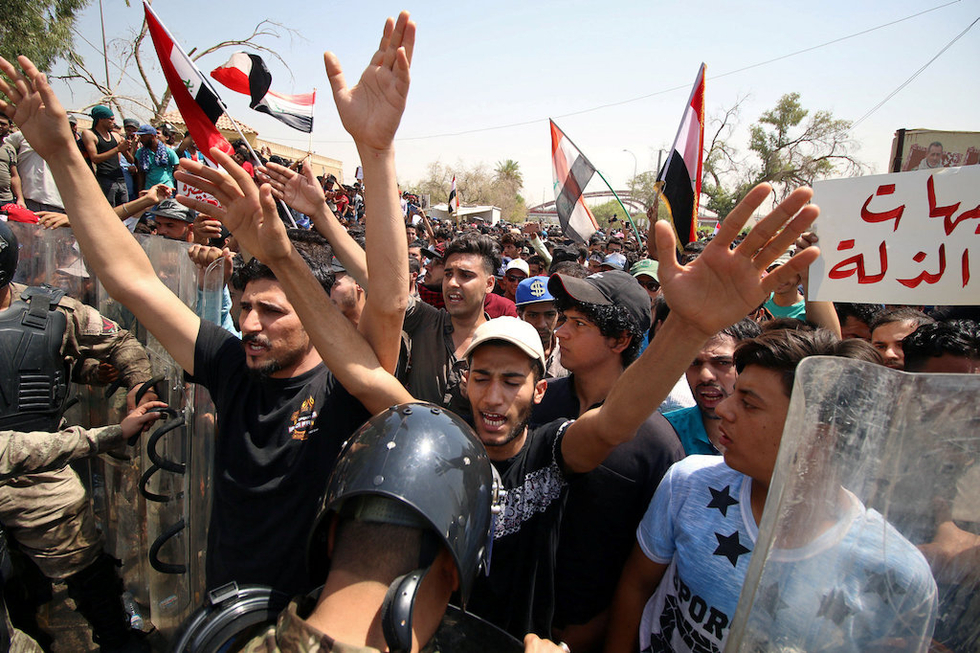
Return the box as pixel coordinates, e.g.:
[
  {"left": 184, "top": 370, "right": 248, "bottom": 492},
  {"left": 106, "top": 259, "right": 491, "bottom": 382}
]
[
  {"left": 308, "top": 402, "right": 498, "bottom": 651},
  {"left": 309, "top": 402, "right": 496, "bottom": 602},
  {"left": 0, "top": 220, "right": 18, "bottom": 287}
]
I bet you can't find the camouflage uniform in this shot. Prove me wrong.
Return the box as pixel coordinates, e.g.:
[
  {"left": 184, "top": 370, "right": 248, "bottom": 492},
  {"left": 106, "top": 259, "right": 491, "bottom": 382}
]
[
  {"left": 242, "top": 597, "right": 382, "bottom": 653},
  {"left": 242, "top": 597, "right": 447, "bottom": 653},
  {"left": 0, "top": 425, "right": 124, "bottom": 482},
  {"left": 0, "top": 283, "right": 150, "bottom": 579}
]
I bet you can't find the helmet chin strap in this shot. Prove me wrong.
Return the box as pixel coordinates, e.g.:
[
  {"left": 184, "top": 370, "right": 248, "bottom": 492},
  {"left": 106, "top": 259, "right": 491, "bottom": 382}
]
[
  {"left": 380, "top": 531, "right": 440, "bottom": 653},
  {"left": 381, "top": 565, "right": 431, "bottom": 653}
]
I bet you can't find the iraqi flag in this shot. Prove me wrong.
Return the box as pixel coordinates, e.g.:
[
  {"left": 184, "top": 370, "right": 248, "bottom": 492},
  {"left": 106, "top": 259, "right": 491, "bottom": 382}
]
[
  {"left": 448, "top": 175, "right": 459, "bottom": 213},
  {"left": 211, "top": 52, "right": 316, "bottom": 133},
  {"left": 658, "top": 63, "right": 705, "bottom": 248},
  {"left": 550, "top": 120, "right": 598, "bottom": 243},
  {"left": 142, "top": 2, "right": 233, "bottom": 156}
]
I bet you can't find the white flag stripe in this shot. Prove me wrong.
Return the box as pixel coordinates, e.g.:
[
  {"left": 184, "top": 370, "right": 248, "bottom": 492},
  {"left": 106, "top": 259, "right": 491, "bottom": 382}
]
[{"left": 263, "top": 92, "right": 314, "bottom": 116}]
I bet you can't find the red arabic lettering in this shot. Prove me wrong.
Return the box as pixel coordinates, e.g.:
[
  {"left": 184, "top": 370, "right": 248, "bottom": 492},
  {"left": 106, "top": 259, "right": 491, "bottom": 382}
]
[
  {"left": 860, "top": 183, "right": 904, "bottom": 231},
  {"left": 897, "top": 244, "right": 947, "bottom": 288},
  {"left": 828, "top": 240, "right": 888, "bottom": 284},
  {"left": 925, "top": 174, "right": 980, "bottom": 236},
  {"left": 963, "top": 249, "right": 971, "bottom": 288}
]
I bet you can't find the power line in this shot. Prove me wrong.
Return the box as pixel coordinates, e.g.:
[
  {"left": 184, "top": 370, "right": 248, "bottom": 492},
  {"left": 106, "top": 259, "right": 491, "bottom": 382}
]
[
  {"left": 267, "top": 0, "right": 962, "bottom": 145},
  {"left": 850, "top": 15, "right": 979, "bottom": 130}
]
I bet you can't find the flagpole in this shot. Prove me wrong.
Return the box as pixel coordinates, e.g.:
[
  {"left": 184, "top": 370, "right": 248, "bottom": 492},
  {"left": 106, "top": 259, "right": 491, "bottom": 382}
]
[
  {"left": 307, "top": 88, "right": 316, "bottom": 156},
  {"left": 552, "top": 120, "right": 642, "bottom": 244}
]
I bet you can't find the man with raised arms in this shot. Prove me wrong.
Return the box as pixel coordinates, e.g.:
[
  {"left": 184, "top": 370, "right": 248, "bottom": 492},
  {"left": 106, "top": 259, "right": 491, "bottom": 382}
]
[
  {"left": 167, "top": 140, "right": 820, "bottom": 639},
  {"left": 0, "top": 11, "right": 414, "bottom": 597}
]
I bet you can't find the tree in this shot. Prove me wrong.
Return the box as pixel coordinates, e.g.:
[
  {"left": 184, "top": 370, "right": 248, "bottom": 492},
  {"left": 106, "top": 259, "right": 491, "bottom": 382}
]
[
  {"left": 702, "top": 93, "right": 867, "bottom": 218},
  {"left": 412, "top": 160, "right": 528, "bottom": 223},
  {"left": 0, "top": 0, "right": 90, "bottom": 73},
  {"left": 494, "top": 159, "right": 523, "bottom": 189},
  {"left": 57, "top": 5, "right": 298, "bottom": 121}
]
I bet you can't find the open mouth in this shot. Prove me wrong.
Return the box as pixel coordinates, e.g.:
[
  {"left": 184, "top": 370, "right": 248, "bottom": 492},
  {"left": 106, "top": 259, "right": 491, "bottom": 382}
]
[{"left": 480, "top": 412, "right": 506, "bottom": 431}]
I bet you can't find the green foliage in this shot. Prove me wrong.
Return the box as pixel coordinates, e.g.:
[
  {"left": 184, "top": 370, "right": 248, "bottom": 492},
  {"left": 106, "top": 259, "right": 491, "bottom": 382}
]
[
  {"left": 590, "top": 199, "right": 621, "bottom": 228},
  {"left": 702, "top": 93, "right": 866, "bottom": 220},
  {"left": 0, "top": 0, "right": 90, "bottom": 73}
]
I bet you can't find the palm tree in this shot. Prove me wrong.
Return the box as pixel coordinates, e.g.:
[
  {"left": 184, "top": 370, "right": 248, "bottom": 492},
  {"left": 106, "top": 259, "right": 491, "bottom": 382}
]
[{"left": 494, "top": 159, "right": 523, "bottom": 189}]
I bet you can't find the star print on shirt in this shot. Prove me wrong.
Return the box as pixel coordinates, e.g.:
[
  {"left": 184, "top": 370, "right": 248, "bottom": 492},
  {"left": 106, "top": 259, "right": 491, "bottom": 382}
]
[
  {"left": 713, "top": 531, "right": 751, "bottom": 567},
  {"left": 707, "top": 485, "right": 739, "bottom": 517},
  {"left": 864, "top": 569, "right": 907, "bottom": 600},
  {"left": 817, "top": 588, "right": 856, "bottom": 626},
  {"left": 758, "top": 582, "right": 789, "bottom": 619}
]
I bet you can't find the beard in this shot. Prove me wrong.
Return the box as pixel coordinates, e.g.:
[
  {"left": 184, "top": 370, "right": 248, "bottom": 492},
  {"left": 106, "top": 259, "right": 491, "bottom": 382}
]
[
  {"left": 243, "top": 333, "right": 305, "bottom": 381},
  {"left": 481, "top": 400, "right": 534, "bottom": 452}
]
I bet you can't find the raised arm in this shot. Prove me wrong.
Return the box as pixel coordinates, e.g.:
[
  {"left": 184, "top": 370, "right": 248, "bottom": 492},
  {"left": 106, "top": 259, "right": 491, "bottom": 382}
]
[
  {"left": 561, "top": 184, "right": 820, "bottom": 473},
  {"left": 261, "top": 160, "right": 369, "bottom": 287},
  {"left": 796, "top": 231, "right": 842, "bottom": 337},
  {"left": 323, "top": 11, "right": 414, "bottom": 373},
  {"left": 0, "top": 56, "right": 201, "bottom": 374},
  {"left": 176, "top": 149, "right": 412, "bottom": 415}
]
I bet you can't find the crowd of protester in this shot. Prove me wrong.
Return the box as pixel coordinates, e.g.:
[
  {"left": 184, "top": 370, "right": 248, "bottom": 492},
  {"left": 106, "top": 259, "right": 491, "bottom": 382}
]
[{"left": 0, "top": 12, "right": 978, "bottom": 653}]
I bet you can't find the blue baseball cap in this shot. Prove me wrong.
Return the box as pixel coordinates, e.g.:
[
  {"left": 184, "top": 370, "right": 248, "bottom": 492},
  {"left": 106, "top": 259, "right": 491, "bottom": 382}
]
[{"left": 515, "top": 276, "right": 554, "bottom": 307}]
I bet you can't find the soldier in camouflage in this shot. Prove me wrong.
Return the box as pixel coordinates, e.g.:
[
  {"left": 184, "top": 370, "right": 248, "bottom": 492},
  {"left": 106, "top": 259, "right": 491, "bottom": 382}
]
[
  {"left": 0, "top": 403, "right": 166, "bottom": 653},
  {"left": 0, "top": 219, "right": 154, "bottom": 652}
]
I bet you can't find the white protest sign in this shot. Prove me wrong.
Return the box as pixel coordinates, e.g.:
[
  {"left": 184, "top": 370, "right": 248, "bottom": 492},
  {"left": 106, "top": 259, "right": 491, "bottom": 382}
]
[
  {"left": 810, "top": 166, "right": 980, "bottom": 305},
  {"left": 176, "top": 160, "right": 221, "bottom": 213}
]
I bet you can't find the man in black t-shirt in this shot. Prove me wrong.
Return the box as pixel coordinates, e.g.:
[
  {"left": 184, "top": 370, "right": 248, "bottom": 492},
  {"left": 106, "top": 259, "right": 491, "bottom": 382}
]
[
  {"left": 1, "top": 21, "right": 415, "bottom": 598},
  {"left": 529, "top": 270, "right": 684, "bottom": 652}
]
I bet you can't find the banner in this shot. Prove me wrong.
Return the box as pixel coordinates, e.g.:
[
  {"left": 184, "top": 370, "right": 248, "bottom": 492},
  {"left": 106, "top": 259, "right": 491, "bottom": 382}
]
[{"left": 809, "top": 166, "right": 979, "bottom": 305}]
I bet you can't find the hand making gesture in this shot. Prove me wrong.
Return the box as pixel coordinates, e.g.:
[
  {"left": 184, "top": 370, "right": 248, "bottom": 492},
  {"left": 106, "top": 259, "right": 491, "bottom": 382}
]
[
  {"left": 655, "top": 183, "right": 819, "bottom": 340},
  {"left": 0, "top": 56, "right": 75, "bottom": 162},
  {"left": 176, "top": 149, "right": 289, "bottom": 264},
  {"left": 324, "top": 11, "right": 415, "bottom": 152},
  {"left": 259, "top": 160, "right": 330, "bottom": 219}
]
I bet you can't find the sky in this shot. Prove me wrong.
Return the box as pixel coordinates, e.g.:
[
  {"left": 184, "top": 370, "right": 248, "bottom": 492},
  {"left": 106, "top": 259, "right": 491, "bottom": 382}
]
[{"left": 51, "top": 0, "right": 980, "bottom": 208}]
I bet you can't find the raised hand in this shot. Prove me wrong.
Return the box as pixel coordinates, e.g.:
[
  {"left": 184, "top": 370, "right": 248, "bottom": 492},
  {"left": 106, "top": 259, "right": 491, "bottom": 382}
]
[
  {"left": 175, "top": 148, "right": 292, "bottom": 263},
  {"left": 259, "top": 160, "right": 330, "bottom": 219},
  {"left": 323, "top": 11, "right": 415, "bottom": 152},
  {"left": 655, "top": 183, "right": 819, "bottom": 339},
  {"left": 0, "top": 56, "right": 75, "bottom": 161}
]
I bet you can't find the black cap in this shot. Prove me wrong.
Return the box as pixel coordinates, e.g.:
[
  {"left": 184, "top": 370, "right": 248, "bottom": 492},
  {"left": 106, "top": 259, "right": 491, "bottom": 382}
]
[{"left": 549, "top": 269, "right": 652, "bottom": 333}]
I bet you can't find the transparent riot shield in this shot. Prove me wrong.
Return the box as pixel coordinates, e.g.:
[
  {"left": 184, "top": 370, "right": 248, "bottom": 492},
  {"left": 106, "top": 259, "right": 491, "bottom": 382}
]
[
  {"left": 119, "top": 234, "right": 222, "bottom": 639},
  {"left": 8, "top": 224, "right": 222, "bottom": 641},
  {"left": 727, "top": 357, "right": 980, "bottom": 653}
]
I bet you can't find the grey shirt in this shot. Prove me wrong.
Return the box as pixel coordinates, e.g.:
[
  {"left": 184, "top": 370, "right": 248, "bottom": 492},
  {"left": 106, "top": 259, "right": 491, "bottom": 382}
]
[{"left": 399, "top": 295, "right": 471, "bottom": 418}]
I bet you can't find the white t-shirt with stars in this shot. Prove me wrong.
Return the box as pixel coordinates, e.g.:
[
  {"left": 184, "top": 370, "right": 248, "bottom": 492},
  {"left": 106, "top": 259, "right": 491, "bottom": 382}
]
[{"left": 636, "top": 456, "right": 937, "bottom": 653}]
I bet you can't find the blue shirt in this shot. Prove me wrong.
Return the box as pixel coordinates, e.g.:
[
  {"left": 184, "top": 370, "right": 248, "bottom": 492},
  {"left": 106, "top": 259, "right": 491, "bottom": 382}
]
[{"left": 663, "top": 406, "right": 718, "bottom": 456}]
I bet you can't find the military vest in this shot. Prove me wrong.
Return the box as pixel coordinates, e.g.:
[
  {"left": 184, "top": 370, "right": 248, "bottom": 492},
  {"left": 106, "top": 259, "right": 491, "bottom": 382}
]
[{"left": 0, "top": 286, "right": 70, "bottom": 431}]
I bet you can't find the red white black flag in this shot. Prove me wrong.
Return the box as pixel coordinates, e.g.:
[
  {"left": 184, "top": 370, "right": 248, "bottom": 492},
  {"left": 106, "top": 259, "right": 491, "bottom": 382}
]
[
  {"left": 142, "top": 2, "right": 233, "bottom": 156},
  {"left": 658, "top": 63, "right": 705, "bottom": 248},
  {"left": 211, "top": 52, "right": 315, "bottom": 133},
  {"left": 448, "top": 175, "right": 459, "bottom": 213},
  {"left": 550, "top": 120, "right": 598, "bottom": 243}
]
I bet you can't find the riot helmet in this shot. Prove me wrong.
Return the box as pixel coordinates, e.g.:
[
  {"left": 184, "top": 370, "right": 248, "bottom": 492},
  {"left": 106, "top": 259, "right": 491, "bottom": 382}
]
[
  {"left": 307, "top": 402, "right": 498, "bottom": 651},
  {"left": 0, "top": 220, "right": 18, "bottom": 287}
]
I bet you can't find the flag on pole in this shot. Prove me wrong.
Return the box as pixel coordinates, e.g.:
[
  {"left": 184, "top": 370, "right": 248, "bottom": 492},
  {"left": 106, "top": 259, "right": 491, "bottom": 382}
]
[
  {"left": 142, "top": 2, "right": 233, "bottom": 156},
  {"left": 657, "top": 63, "right": 705, "bottom": 248},
  {"left": 448, "top": 175, "right": 459, "bottom": 213},
  {"left": 210, "top": 52, "right": 316, "bottom": 133},
  {"left": 550, "top": 120, "right": 598, "bottom": 243}
]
